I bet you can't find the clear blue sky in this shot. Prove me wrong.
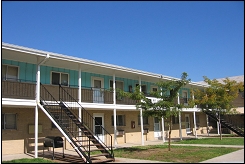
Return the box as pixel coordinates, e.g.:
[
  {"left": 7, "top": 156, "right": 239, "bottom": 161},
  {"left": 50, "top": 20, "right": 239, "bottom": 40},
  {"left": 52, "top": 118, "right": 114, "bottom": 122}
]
[{"left": 2, "top": 1, "right": 244, "bottom": 82}]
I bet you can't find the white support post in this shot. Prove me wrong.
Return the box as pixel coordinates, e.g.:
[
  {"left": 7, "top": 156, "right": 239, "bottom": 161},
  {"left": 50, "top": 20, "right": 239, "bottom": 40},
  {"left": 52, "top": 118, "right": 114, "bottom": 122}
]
[
  {"left": 161, "top": 117, "right": 165, "bottom": 143},
  {"left": 206, "top": 114, "right": 209, "bottom": 136},
  {"left": 78, "top": 66, "right": 82, "bottom": 140},
  {"left": 193, "top": 111, "right": 197, "bottom": 138},
  {"left": 34, "top": 105, "right": 38, "bottom": 158},
  {"left": 139, "top": 77, "right": 144, "bottom": 146},
  {"left": 113, "top": 74, "right": 117, "bottom": 148},
  {"left": 178, "top": 93, "right": 182, "bottom": 140},
  {"left": 35, "top": 54, "right": 49, "bottom": 158}
]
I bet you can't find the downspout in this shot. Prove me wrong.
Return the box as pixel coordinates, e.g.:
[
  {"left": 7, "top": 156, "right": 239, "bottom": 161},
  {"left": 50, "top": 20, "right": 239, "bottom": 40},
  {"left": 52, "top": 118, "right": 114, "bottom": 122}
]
[
  {"left": 35, "top": 54, "right": 49, "bottom": 158},
  {"left": 113, "top": 74, "right": 117, "bottom": 148},
  {"left": 139, "top": 77, "right": 144, "bottom": 146}
]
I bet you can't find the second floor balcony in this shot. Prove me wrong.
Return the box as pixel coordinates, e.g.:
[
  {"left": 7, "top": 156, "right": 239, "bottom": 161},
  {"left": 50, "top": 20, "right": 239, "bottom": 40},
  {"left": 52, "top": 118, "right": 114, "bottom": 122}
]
[{"left": 2, "top": 79, "right": 193, "bottom": 107}]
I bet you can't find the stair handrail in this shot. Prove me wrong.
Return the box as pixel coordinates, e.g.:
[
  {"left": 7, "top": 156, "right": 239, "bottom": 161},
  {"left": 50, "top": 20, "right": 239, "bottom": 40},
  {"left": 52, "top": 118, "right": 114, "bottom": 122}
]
[
  {"left": 58, "top": 84, "right": 114, "bottom": 158},
  {"left": 40, "top": 83, "right": 92, "bottom": 162}
]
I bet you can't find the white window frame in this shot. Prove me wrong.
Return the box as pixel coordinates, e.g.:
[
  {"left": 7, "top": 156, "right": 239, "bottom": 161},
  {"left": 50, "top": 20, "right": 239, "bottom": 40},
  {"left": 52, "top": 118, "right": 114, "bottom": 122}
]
[
  {"left": 2, "top": 113, "right": 17, "bottom": 129},
  {"left": 2, "top": 64, "right": 19, "bottom": 81},
  {"left": 51, "top": 71, "right": 69, "bottom": 86}
]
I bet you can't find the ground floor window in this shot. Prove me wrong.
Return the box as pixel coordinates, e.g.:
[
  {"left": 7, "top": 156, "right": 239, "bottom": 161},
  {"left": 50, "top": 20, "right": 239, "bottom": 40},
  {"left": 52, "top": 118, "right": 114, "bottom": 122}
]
[
  {"left": 111, "top": 115, "right": 125, "bottom": 126},
  {"left": 2, "top": 113, "right": 17, "bottom": 129},
  {"left": 138, "top": 115, "right": 149, "bottom": 125}
]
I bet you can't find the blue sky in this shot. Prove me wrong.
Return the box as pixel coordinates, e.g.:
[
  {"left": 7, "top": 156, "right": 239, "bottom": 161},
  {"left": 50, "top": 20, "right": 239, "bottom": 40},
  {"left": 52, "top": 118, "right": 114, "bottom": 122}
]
[{"left": 2, "top": 1, "right": 244, "bottom": 82}]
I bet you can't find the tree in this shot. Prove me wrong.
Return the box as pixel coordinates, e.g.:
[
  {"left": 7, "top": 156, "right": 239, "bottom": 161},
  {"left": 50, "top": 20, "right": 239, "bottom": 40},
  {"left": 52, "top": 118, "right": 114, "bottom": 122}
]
[
  {"left": 118, "top": 72, "right": 191, "bottom": 151},
  {"left": 190, "top": 76, "right": 244, "bottom": 140}
]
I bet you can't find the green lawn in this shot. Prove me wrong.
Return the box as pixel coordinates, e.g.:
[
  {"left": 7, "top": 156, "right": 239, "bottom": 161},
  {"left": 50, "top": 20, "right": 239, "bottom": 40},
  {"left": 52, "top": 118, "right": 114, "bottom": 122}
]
[
  {"left": 2, "top": 137, "right": 244, "bottom": 163},
  {"left": 171, "top": 137, "right": 244, "bottom": 145}
]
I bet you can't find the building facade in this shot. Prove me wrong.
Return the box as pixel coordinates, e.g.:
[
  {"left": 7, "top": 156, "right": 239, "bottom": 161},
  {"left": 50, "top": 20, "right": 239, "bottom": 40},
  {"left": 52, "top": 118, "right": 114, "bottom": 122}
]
[{"left": 1, "top": 42, "right": 216, "bottom": 158}]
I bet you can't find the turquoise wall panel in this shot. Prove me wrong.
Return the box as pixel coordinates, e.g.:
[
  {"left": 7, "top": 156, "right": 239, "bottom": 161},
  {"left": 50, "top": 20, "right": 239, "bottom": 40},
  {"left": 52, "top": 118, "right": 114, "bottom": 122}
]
[{"left": 2, "top": 59, "right": 36, "bottom": 82}]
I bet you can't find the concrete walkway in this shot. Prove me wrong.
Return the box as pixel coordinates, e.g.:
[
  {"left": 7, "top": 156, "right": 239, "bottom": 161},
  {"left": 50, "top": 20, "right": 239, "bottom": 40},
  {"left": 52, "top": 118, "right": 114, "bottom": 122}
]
[{"left": 1, "top": 136, "right": 244, "bottom": 163}]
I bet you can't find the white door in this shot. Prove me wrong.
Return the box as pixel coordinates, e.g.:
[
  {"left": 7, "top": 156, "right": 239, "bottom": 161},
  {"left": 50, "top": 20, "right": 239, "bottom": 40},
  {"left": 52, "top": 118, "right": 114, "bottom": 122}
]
[
  {"left": 92, "top": 78, "right": 104, "bottom": 103},
  {"left": 154, "top": 117, "right": 162, "bottom": 139},
  {"left": 93, "top": 113, "right": 104, "bottom": 143}
]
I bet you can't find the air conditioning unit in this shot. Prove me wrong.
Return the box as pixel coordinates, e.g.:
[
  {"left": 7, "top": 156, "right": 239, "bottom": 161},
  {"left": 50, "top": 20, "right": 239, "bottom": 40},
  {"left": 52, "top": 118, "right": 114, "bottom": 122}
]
[{"left": 116, "top": 130, "right": 124, "bottom": 136}]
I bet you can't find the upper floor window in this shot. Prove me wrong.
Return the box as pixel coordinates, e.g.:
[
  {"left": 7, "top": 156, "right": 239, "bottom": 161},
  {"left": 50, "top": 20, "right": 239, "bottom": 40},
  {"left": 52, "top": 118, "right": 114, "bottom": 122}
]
[
  {"left": 138, "top": 115, "right": 149, "bottom": 125},
  {"left": 110, "top": 80, "right": 124, "bottom": 90},
  {"left": 111, "top": 115, "right": 126, "bottom": 126},
  {"left": 136, "top": 84, "right": 147, "bottom": 95},
  {"left": 182, "top": 91, "right": 188, "bottom": 103},
  {"left": 51, "top": 72, "right": 68, "bottom": 86},
  {"left": 2, "top": 65, "right": 18, "bottom": 81},
  {"left": 2, "top": 113, "right": 17, "bottom": 129}
]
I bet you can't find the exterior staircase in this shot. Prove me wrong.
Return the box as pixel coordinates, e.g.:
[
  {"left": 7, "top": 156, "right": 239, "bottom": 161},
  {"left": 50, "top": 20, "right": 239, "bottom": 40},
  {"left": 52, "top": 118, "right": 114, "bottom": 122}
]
[
  {"left": 40, "top": 83, "right": 115, "bottom": 163},
  {"left": 204, "top": 109, "right": 244, "bottom": 137}
]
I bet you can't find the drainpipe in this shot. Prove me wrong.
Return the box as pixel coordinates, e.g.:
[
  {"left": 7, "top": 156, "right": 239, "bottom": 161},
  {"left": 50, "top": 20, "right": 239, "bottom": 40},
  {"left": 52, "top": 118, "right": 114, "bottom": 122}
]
[
  {"left": 113, "top": 74, "right": 117, "bottom": 148},
  {"left": 35, "top": 54, "right": 49, "bottom": 158},
  {"left": 139, "top": 77, "right": 144, "bottom": 146}
]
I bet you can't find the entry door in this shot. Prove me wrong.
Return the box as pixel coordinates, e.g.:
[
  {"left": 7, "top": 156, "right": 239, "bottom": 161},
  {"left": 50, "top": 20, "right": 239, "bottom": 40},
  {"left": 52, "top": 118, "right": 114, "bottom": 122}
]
[
  {"left": 154, "top": 117, "right": 162, "bottom": 138},
  {"left": 92, "top": 78, "right": 104, "bottom": 103},
  {"left": 93, "top": 114, "right": 104, "bottom": 143},
  {"left": 185, "top": 114, "right": 191, "bottom": 133}
]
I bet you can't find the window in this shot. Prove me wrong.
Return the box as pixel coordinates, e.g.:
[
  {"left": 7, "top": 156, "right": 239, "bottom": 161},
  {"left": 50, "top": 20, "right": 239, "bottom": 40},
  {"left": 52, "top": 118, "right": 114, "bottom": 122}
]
[
  {"left": 2, "top": 114, "right": 17, "bottom": 129},
  {"left": 196, "top": 115, "right": 200, "bottom": 124},
  {"left": 136, "top": 84, "right": 147, "bottom": 95},
  {"left": 2, "top": 65, "right": 18, "bottom": 81},
  {"left": 172, "top": 115, "right": 179, "bottom": 124},
  {"left": 138, "top": 115, "right": 149, "bottom": 125},
  {"left": 111, "top": 115, "right": 125, "bottom": 126},
  {"left": 110, "top": 80, "right": 123, "bottom": 90},
  {"left": 51, "top": 72, "right": 68, "bottom": 86},
  {"left": 182, "top": 91, "right": 188, "bottom": 103}
]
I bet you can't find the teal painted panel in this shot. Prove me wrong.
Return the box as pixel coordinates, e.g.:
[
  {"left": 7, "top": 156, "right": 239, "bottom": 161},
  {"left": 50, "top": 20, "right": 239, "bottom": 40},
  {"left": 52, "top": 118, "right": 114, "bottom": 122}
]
[
  {"left": 82, "top": 72, "right": 91, "bottom": 88},
  {"left": 26, "top": 63, "right": 36, "bottom": 81},
  {"left": 11, "top": 60, "right": 19, "bottom": 66},
  {"left": 19, "top": 62, "right": 26, "bottom": 80},
  {"left": 40, "top": 66, "right": 51, "bottom": 84},
  {"left": 69, "top": 70, "right": 78, "bottom": 86},
  {"left": 104, "top": 76, "right": 109, "bottom": 89},
  {"left": 2, "top": 59, "right": 11, "bottom": 65}
]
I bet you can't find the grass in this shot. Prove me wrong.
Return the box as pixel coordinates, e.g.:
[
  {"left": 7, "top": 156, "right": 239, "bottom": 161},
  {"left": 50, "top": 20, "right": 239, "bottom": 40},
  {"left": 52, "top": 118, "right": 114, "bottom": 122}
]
[
  {"left": 171, "top": 137, "right": 244, "bottom": 145},
  {"left": 113, "top": 145, "right": 241, "bottom": 163},
  {"left": 2, "top": 158, "right": 55, "bottom": 163},
  {"left": 2, "top": 137, "right": 244, "bottom": 163}
]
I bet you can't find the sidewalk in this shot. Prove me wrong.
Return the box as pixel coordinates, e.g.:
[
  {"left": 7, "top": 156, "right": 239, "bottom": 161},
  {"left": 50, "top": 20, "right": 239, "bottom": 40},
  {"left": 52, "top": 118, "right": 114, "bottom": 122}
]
[{"left": 2, "top": 137, "right": 244, "bottom": 163}]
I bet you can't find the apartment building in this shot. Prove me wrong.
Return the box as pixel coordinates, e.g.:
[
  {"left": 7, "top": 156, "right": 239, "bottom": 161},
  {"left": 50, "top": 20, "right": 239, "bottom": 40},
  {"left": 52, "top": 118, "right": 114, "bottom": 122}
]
[{"left": 3, "top": 42, "right": 240, "bottom": 162}]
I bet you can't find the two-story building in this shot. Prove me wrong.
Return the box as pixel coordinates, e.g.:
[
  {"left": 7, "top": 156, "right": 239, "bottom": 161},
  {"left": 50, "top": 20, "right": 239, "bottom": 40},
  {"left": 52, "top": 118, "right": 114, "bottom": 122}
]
[{"left": 2, "top": 42, "right": 234, "bottom": 161}]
